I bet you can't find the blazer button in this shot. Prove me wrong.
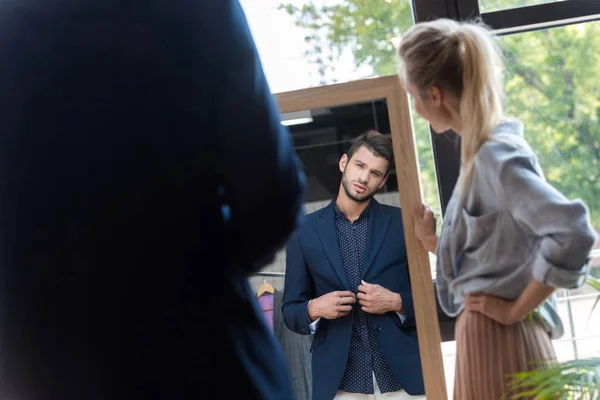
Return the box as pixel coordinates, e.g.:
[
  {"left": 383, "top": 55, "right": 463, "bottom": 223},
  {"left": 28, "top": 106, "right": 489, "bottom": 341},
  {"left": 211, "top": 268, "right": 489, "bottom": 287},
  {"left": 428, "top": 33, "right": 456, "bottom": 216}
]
[{"left": 376, "top": 325, "right": 382, "bottom": 332}]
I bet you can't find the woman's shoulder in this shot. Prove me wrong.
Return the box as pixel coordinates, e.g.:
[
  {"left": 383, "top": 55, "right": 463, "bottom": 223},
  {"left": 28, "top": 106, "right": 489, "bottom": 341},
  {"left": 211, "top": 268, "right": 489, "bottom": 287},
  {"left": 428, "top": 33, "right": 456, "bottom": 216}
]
[{"left": 476, "top": 120, "right": 537, "bottom": 172}]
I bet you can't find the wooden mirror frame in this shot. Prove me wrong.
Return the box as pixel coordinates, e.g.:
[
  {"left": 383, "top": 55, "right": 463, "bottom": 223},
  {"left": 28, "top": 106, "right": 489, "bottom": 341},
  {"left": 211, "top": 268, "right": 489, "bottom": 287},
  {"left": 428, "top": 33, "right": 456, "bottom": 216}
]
[{"left": 274, "top": 75, "right": 448, "bottom": 400}]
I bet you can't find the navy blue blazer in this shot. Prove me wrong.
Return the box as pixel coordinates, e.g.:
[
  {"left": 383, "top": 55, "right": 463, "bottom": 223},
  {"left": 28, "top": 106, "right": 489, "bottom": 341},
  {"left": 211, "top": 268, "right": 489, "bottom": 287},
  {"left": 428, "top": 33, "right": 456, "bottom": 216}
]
[
  {"left": 0, "top": 1, "right": 304, "bottom": 399},
  {"left": 283, "top": 200, "right": 425, "bottom": 400}
]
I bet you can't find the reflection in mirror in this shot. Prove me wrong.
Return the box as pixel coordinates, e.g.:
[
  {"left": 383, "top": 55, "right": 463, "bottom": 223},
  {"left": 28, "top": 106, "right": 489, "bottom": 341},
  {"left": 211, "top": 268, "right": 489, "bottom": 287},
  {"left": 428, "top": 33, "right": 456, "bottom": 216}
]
[
  {"left": 282, "top": 100, "right": 456, "bottom": 343},
  {"left": 251, "top": 97, "right": 453, "bottom": 400},
  {"left": 282, "top": 99, "right": 398, "bottom": 204}
]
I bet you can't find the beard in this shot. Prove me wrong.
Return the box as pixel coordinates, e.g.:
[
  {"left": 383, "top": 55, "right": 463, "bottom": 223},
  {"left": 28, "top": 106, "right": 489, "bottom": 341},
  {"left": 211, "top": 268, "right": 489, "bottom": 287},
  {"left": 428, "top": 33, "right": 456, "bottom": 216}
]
[{"left": 341, "top": 173, "right": 374, "bottom": 203}]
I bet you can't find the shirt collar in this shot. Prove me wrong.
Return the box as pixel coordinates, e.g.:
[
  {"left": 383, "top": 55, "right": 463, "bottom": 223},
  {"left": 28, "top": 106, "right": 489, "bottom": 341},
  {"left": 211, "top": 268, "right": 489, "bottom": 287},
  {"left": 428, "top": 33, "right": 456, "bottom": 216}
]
[{"left": 333, "top": 199, "right": 371, "bottom": 222}]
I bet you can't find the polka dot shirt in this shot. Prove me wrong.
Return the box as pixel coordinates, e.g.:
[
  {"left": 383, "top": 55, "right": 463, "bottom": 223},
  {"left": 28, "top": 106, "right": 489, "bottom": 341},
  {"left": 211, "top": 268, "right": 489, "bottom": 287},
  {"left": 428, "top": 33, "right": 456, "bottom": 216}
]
[{"left": 334, "top": 203, "right": 402, "bottom": 394}]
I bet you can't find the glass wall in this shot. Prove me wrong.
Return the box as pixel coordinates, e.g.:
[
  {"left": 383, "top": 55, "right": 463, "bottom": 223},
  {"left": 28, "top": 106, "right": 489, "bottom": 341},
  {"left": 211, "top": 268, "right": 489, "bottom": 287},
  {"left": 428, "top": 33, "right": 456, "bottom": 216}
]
[
  {"left": 239, "top": 0, "right": 415, "bottom": 93},
  {"left": 244, "top": 0, "right": 600, "bottom": 397},
  {"left": 500, "top": 20, "right": 600, "bottom": 362},
  {"left": 240, "top": 0, "right": 443, "bottom": 224}
]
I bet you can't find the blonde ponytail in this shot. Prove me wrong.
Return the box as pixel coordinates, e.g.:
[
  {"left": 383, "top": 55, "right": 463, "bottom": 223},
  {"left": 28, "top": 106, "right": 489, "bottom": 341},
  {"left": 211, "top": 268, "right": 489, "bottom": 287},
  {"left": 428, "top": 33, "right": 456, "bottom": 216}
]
[
  {"left": 455, "top": 24, "right": 504, "bottom": 190},
  {"left": 397, "top": 19, "right": 505, "bottom": 193}
]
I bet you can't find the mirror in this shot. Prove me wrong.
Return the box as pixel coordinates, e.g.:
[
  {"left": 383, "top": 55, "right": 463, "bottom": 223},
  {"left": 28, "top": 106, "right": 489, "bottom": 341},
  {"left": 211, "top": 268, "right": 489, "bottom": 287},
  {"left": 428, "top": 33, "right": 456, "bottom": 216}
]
[{"left": 250, "top": 76, "right": 449, "bottom": 400}]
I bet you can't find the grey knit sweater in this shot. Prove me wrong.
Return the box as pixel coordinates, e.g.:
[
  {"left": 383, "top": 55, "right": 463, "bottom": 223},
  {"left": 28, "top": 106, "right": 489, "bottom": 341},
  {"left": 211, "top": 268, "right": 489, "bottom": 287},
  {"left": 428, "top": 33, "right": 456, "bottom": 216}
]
[{"left": 436, "top": 120, "right": 597, "bottom": 334}]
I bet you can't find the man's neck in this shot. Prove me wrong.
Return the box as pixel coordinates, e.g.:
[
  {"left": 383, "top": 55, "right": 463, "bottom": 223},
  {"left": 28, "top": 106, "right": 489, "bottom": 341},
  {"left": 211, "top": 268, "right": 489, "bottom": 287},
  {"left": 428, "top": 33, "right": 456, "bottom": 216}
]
[{"left": 335, "top": 190, "right": 371, "bottom": 223}]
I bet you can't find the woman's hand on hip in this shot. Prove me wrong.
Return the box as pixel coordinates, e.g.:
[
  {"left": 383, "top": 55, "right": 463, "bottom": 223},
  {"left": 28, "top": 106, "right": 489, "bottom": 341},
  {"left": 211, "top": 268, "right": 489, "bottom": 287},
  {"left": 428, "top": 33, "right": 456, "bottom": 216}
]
[{"left": 464, "top": 293, "right": 520, "bottom": 325}]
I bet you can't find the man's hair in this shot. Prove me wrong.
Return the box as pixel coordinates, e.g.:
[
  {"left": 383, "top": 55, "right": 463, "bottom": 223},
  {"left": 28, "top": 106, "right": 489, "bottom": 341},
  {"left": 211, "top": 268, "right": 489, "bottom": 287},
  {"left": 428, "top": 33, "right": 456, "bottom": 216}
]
[{"left": 346, "top": 130, "right": 394, "bottom": 174}]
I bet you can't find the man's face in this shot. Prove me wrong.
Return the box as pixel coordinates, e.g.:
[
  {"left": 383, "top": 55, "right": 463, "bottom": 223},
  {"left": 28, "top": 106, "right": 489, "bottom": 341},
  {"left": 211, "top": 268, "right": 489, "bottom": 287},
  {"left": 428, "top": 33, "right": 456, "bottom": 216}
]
[{"left": 340, "top": 145, "right": 389, "bottom": 203}]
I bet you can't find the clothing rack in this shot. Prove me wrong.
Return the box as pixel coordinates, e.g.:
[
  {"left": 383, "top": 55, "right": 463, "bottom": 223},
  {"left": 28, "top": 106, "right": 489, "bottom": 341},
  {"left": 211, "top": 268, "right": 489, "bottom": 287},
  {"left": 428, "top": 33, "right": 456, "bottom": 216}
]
[{"left": 254, "top": 271, "right": 286, "bottom": 277}]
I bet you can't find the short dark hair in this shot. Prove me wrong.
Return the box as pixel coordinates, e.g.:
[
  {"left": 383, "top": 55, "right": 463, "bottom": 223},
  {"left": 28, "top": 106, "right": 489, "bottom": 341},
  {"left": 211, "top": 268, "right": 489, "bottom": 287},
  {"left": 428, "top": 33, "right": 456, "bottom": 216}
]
[{"left": 346, "top": 130, "right": 394, "bottom": 174}]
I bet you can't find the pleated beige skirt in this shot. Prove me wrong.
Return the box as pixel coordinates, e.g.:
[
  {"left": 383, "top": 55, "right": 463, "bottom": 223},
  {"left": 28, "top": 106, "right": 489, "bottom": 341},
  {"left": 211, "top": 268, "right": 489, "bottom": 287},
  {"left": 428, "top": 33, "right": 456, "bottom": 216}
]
[{"left": 453, "top": 311, "right": 557, "bottom": 400}]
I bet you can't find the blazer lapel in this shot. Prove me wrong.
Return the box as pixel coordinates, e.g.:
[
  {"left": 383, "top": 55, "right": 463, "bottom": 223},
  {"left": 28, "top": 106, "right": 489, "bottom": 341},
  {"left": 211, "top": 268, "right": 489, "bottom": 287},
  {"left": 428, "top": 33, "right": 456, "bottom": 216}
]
[
  {"left": 361, "top": 200, "right": 391, "bottom": 279},
  {"left": 316, "top": 203, "right": 351, "bottom": 290}
]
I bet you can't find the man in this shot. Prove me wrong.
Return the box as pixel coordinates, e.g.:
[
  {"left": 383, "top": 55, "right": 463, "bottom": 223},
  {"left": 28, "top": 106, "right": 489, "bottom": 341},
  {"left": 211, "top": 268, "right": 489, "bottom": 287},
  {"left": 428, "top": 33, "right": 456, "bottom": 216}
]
[
  {"left": 0, "top": 1, "right": 303, "bottom": 399},
  {"left": 283, "top": 131, "right": 425, "bottom": 400}
]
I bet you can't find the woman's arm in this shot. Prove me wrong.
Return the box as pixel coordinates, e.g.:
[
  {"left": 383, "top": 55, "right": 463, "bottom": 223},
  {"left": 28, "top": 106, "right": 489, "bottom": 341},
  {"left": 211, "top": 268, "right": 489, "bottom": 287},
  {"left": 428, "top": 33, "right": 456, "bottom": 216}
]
[
  {"left": 479, "top": 137, "right": 597, "bottom": 289},
  {"left": 464, "top": 135, "right": 596, "bottom": 325},
  {"left": 464, "top": 279, "right": 555, "bottom": 325}
]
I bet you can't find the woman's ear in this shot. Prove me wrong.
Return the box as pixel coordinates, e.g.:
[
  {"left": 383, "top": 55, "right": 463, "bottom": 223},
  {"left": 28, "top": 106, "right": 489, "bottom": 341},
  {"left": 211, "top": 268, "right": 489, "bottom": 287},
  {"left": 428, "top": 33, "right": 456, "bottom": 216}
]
[{"left": 429, "top": 85, "right": 443, "bottom": 108}]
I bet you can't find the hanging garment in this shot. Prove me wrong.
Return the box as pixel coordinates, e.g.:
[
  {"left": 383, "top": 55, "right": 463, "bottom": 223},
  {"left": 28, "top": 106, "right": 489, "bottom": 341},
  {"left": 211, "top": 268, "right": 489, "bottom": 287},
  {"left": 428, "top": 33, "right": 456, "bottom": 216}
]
[
  {"left": 258, "top": 293, "right": 275, "bottom": 332},
  {"left": 274, "top": 289, "right": 313, "bottom": 400}
]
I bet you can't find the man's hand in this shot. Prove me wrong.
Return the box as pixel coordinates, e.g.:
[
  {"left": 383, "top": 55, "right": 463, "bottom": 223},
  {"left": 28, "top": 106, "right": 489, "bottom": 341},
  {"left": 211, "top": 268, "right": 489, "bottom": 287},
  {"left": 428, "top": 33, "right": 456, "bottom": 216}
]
[
  {"left": 308, "top": 291, "right": 356, "bottom": 321},
  {"left": 357, "top": 281, "right": 402, "bottom": 315},
  {"left": 464, "top": 293, "right": 519, "bottom": 325}
]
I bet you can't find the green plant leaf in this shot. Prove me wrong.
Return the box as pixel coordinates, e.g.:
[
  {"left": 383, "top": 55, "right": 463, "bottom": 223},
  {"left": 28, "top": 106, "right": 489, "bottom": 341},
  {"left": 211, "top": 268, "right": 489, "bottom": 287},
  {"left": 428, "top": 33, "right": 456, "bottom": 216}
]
[
  {"left": 508, "top": 358, "right": 600, "bottom": 399},
  {"left": 587, "top": 276, "right": 600, "bottom": 292}
]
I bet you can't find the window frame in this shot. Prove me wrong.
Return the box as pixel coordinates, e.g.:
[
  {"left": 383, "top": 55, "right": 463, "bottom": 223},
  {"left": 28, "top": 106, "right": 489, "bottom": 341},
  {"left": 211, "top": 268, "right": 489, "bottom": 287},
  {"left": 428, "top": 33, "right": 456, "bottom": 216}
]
[{"left": 411, "top": 0, "right": 600, "bottom": 217}]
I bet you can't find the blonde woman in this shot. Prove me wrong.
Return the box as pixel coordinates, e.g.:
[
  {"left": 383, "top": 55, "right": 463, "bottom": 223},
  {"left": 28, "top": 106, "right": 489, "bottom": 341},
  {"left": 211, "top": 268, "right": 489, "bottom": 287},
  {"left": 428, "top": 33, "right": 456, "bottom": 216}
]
[{"left": 397, "top": 19, "right": 597, "bottom": 399}]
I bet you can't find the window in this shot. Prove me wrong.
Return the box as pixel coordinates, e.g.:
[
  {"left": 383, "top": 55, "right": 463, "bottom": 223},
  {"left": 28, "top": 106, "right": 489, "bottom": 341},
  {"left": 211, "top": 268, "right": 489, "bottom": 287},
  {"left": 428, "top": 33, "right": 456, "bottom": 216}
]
[
  {"left": 245, "top": 1, "right": 600, "bottom": 397},
  {"left": 500, "top": 20, "right": 600, "bottom": 361},
  {"left": 238, "top": 0, "right": 414, "bottom": 91},
  {"left": 241, "top": 0, "right": 442, "bottom": 221},
  {"left": 239, "top": 0, "right": 367, "bottom": 93}
]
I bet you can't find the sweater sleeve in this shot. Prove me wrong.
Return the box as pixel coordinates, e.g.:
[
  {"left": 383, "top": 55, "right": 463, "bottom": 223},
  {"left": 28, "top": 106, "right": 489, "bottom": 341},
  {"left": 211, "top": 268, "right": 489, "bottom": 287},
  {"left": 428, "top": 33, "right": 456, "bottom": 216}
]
[{"left": 477, "top": 137, "right": 597, "bottom": 289}]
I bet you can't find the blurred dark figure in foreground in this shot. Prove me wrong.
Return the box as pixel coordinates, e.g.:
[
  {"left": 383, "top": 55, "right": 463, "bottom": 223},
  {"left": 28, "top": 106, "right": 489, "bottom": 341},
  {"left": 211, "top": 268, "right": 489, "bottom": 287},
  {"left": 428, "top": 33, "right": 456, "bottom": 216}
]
[{"left": 0, "top": 1, "right": 305, "bottom": 399}]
